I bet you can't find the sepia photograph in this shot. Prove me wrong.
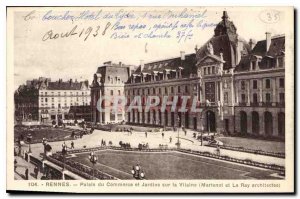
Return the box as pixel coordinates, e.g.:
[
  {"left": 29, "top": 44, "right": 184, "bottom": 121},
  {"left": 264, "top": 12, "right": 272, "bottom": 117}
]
[{"left": 6, "top": 6, "right": 294, "bottom": 193}]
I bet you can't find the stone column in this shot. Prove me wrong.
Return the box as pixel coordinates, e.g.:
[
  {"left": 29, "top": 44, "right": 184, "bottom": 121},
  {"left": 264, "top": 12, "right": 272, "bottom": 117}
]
[
  {"left": 259, "top": 111, "right": 265, "bottom": 136},
  {"left": 259, "top": 79, "right": 263, "bottom": 105},
  {"left": 272, "top": 78, "right": 277, "bottom": 106},
  {"left": 273, "top": 112, "right": 278, "bottom": 137},
  {"left": 235, "top": 110, "right": 241, "bottom": 133},
  {"left": 247, "top": 80, "right": 250, "bottom": 106},
  {"left": 145, "top": 110, "right": 148, "bottom": 124},
  {"left": 247, "top": 112, "right": 252, "bottom": 135},
  {"left": 235, "top": 82, "right": 239, "bottom": 105}
]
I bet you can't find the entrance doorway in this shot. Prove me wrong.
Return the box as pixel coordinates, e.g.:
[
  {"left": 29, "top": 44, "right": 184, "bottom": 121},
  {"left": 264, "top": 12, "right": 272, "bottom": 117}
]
[{"left": 206, "top": 110, "right": 216, "bottom": 132}]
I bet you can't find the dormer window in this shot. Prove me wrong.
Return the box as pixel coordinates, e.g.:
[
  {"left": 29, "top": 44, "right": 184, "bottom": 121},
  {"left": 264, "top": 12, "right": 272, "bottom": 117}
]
[
  {"left": 252, "top": 61, "right": 256, "bottom": 70},
  {"left": 278, "top": 57, "right": 284, "bottom": 68}
]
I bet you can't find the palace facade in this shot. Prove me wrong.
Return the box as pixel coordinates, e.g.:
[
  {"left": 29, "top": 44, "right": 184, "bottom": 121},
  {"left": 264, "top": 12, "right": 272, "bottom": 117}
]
[{"left": 124, "top": 11, "right": 285, "bottom": 139}]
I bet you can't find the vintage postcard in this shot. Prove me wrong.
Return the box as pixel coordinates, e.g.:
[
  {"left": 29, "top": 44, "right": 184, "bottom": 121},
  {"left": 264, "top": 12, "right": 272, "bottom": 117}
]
[{"left": 6, "top": 6, "right": 294, "bottom": 193}]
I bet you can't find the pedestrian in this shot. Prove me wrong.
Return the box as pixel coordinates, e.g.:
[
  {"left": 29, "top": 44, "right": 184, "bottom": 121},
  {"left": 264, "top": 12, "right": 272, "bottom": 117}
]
[
  {"left": 162, "top": 132, "right": 164, "bottom": 138},
  {"left": 25, "top": 168, "right": 29, "bottom": 180},
  {"left": 145, "top": 132, "right": 147, "bottom": 138},
  {"left": 14, "top": 159, "right": 17, "bottom": 171},
  {"left": 216, "top": 144, "right": 220, "bottom": 156},
  {"left": 184, "top": 129, "right": 187, "bottom": 136},
  {"left": 169, "top": 136, "right": 172, "bottom": 143},
  {"left": 101, "top": 139, "right": 103, "bottom": 146},
  {"left": 34, "top": 166, "right": 39, "bottom": 179},
  {"left": 71, "top": 141, "right": 74, "bottom": 149}
]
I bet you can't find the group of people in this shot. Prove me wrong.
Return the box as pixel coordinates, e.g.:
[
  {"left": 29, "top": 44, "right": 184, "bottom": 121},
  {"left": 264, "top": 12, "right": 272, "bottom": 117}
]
[
  {"left": 138, "top": 143, "right": 149, "bottom": 150},
  {"left": 119, "top": 141, "right": 131, "bottom": 149},
  {"left": 14, "top": 158, "right": 40, "bottom": 180}
]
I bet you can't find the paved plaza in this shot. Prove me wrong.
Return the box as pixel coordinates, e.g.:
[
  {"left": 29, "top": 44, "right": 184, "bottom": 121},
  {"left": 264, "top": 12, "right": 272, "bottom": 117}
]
[{"left": 28, "top": 127, "right": 285, "bottom": 167}]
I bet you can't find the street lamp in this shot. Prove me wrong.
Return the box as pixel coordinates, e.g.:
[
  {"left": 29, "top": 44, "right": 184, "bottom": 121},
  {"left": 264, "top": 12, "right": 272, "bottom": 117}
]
[
  {"left": 200, "top": 125, "right": 204, "bottom": 146},
  {"left": 61, "top": 143, "right": 68, "bottom": 171},
  {"left": 176, "top": 116, "right": 181, "bottom": 148},
  {"left": 26, "top": 133, "right": 33, "bottom": 153},
  {"left": 42, "top": 138, "right": 48, "bottom": 160},
  {"left": 89, "top": 151, "right": 98, "bottom": 179},
  {"left": 131, "top": 164, "right": 145, "bottom": 180}
]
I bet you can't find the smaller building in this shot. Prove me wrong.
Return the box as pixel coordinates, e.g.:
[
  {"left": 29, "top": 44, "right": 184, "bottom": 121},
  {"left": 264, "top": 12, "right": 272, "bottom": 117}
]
[
  {"left": 90, "top": 61, "right": 133, "bottom": 124},
  {"left": 38, "top": 78, "right": 91, "bottom": 124}
]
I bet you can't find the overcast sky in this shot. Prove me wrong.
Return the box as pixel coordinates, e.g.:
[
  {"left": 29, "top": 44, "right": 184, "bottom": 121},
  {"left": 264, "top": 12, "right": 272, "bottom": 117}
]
[{"left": 12, "top": 7, "right": 290, "bottom": 90}]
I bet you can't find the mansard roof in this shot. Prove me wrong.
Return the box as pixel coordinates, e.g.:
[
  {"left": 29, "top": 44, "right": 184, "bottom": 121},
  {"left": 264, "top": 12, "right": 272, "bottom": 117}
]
[
  {"left": 132, "top": 53, "right": 196, "bottom": 77},
  {"left": 94, "top": 64, "right": 130, "bottom": 84},
  {"left": 46, "top": 80, "right": 89, "bottom": 90},
  {"left": 235, "top": 35, "right": 285, "bottom": 72}
]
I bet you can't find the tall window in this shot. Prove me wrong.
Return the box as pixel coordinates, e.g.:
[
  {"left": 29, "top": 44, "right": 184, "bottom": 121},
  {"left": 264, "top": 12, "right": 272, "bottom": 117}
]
[
  {"left": 171, "top": 87, "right": 174, "bottom": 93},
  {"left": 266, "top": 93, "right": 271, "bottom": 103},
  {"left": 279, "top": 93, "right": 285, "bottom": 103},
  {"left": 241, "top": 81, "right": 246, "bottom": 90},
  {"left": 110, "top": 90, "right": 113, "bottom": 96},
  {"left": 279, "top": 78, "right": 284, "bottom": 88},
  {"left": 178, "top": 86, "right": 181, "bottom": 93},
  {"left": 253, "top": 80, "right": 257, "bottom": 89},
  {"left": 265, "top": 79, "right": 271, "bottom": 89},
  {"left": 165, "top": 87, "right": 168, "bottom": 95},
  {"left": 253, "top": 93, "right": 258, "bottom": 104},
  {"left": 185, "top": 85, "right": 188, "bottom": 93},
  {"left": 241, "top": 94, "right": 246, "bottom": 103}
]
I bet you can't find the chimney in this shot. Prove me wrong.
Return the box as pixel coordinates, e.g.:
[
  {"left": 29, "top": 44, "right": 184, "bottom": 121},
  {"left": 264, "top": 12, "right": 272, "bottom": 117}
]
[
  {"left": 119, "top": 61, "right": 122, "bottom": 67},
  {"left": 140, "top": 60, "right": 144, "bottom": 71},
  {"left": 180, "top": 51, "right": 185, "bottom": 60},
  {"left": 220, "top": 53, "right": 224, "bottom": 61},
  {"left": 265, "top": 32, "right": 271, "bottom": 52},
  {"left": 195, "top": 45, "right": 198, "bottom": 53},
  {"left": 69, "top": 79, "right": 73, "bottom": 84},
  {"left": 249, "top": 39, "right": 256, "bottom": 50}
]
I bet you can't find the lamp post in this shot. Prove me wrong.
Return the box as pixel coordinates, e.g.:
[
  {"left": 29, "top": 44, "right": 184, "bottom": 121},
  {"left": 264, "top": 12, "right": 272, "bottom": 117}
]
[
  {"left": 42, "top": 138, "right": 48, "bottom": 160},
  {"left": 89, "top": 151, "right": 98, "bottom": 179},
  {"left": 200, "top": 125, "right": 204, "bottom": 146},
  {"left": 61, "top": 143, "right": 67, "bottom": 171},
  {"left": 26, "top": 133, "right": 32, "bottom": 153},
  {"left": 176, "top": 116, "right": 181, "bottom": 148},
  {"left": 131, "top": 164, "right": 145, "bottom": 180}
]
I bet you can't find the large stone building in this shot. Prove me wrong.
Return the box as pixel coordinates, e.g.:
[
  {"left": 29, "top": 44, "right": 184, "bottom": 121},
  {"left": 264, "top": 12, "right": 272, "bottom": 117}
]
[
  {"left": 124, "top": 11, "right": 285, "bottom": 139},
  {"left": 38, "top": 78, "right": 91, "bottom": 123},
  {"left": 15, "top": 77, "right": 91, "bottom": 124},
  {"left": 90, "top": 61, "right": 133, "bottom": 124}
]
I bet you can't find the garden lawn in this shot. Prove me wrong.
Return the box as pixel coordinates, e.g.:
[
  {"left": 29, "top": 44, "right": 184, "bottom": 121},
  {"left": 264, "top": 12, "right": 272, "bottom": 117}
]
[{"left": 71, "top": 150, "right": 281, "bottom": 180}]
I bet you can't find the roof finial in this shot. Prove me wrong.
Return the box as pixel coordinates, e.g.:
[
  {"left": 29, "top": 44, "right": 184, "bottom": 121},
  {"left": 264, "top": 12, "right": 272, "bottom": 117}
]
[{"left": 222, "top": 11, "right": 228, "bottom": 21}]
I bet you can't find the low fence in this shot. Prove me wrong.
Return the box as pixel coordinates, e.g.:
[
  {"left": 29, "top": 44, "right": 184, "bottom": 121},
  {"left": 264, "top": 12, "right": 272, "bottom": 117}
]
[
  {"left": 61, "top": 146, "right": 285, "bottom": 173},
  {"left": 47, "top": 154, "right": 117, "bottom": 180},
  {"left": 206, "top": 144, "right": 285, "bottom": 158},
  {"left": 24, "top": 153, "right": 76, "bottom": 180}
]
